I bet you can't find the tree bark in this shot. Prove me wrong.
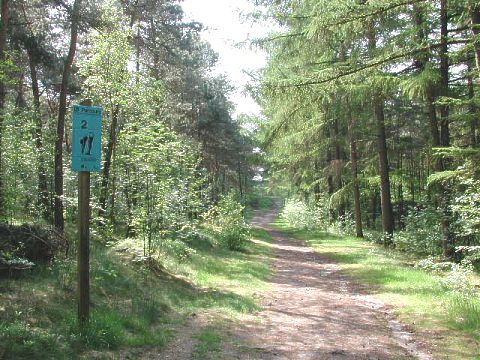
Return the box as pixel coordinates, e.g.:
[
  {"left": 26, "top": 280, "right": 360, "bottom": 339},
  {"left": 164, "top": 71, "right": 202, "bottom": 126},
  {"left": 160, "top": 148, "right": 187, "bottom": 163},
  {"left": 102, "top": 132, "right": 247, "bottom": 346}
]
[
  {"left": 28, "top": 51, "right": 50, "bottom": 221},
  {"left": 439, "top": 0, "right": 454, "bottom": 259},
  {"left": 314, "top": 160, "right": 321, "bottom": 203},
  {"left": 426, "top": 90, "right": 441, "bottom": 147},
  {"left": 467, "top": 64, "right": 478, "bottom": 145},
  {"left": 0, "top": 0, "right": 9, "bottom": 220},
  {"left": 366, "top": 16, "right": 394, "bottom": 244},
  {"left": 54, "top": 0, "right": 82, "bottom": 231},
  {"left": 98, "top": 105, "right": 120, "bottom": 223},
  {"left": 374, "top": 97, "right": 395, "bottom": 244},
  {"left": 471, "top": 3, "right": 480, "bottom": 72},
  {"left": 439, "top": 0, "right": 450, "bottom": 147},
  {"left": 237, "top": 160, "right": 243, "bottom": 198},
  {"left": 347, "top": 102, "right": 363, "bottom": 238},
  {"left": 333, "top": 116, "right": 345, "bottom": 219},
  {"left": 413, "top": 3, "right": 441, "bottom": 148}
]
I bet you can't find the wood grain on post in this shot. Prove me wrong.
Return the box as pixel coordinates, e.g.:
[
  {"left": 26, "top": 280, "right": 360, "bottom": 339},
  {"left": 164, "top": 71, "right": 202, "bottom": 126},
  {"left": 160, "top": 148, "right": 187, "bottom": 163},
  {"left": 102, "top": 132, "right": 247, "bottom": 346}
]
[
  {"left": 78, "top": 171, "right": 90, "bottom": 326},
  {"left": 78, "top": 98, "right": 92, "bottom": 326}
]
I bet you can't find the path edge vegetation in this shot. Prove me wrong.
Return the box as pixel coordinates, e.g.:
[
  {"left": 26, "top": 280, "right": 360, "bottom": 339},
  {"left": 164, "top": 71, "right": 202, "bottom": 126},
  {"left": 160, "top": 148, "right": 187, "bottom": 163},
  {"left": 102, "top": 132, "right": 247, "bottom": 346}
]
[
  {"left": 274, "top": 216, "right": 480, "bottom": 360},
  {"left": 0, "top": 205, "right": 274, "bottom": 359}
]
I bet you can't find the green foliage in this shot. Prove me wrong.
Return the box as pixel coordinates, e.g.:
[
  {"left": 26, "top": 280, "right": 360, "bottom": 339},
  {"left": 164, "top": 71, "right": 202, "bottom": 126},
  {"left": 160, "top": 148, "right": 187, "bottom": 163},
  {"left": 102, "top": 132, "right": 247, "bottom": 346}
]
[
  {"left": 400, "top": 64, "right": 440, "bottom": 100},
  {"left": 327, "top": 213, "right": 356, "bottom": 237},
  {"left": 159, "top": 238, "right": 197, "bottom": 262},
  {"left": 394, "top": 205, "right": 443, "bottom": 255},
  {"left": 68, "top": 310, "right": 124, "bottom": 350},
  {"left": 452, "top": 179, "right": 480, "bottom": 239},
  {"left": 456, "top": 246, "right": 480, "bottom": 267},
  {"left": 0, "top": 322, "right": 66, "bottom": 360},
  {"left": 204, "top": 193, "right": 250, "bottom": 251},
  {"left": 445, "top": 293, "right": 480, "bottom": 333},
  {"left": 279, "top": 198, "right": 326, "bottom": 230},
  {"left": 193, "top": 328, "right": 222, "bottom": 359}
]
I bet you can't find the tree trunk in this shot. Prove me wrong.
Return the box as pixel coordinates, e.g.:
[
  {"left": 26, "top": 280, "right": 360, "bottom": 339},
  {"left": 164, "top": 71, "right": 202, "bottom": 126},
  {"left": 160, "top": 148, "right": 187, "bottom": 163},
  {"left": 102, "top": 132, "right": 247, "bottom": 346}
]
[
  {"left": 397, "top": 154, "right": 405, "bottom": 229},
  {"left": 54, "top": 0, "right": 82, "bottom": 231},
  {"left": 426, "top": 90, "right": 441, "bottom": 147},
  {"left": 366, "top": 15, "right": 394, "bottom": 245},
  {"left": 439, "top": 0, "right": 450, "bottom": 147},
  {"left": 0, "top": 0, "right": 9, "bottom": 220},
  {"left": 471, "top": 4, "right": 480, "bottom": 72},
  {"left": 314, "top": 160, "right": 321, "bottom": 203},
  {"left": 467, "top": 64, "right": 478, "bottom": 145},
  {"left": 371, "top": 192, "right": 378, "bottom": 227},
  {"left": 28, "top": 51, "right": 50, "bottom": 221},
  {"left": 439, "top": 0, "right": 454, "bottom": 259},
  {"left": 347, "top": 102, "right": 363, "bottom": 238},
  {"left": 326, "top": 146, "right": 335, "bottom": 222},
  {"left": 333, "top": 116, "right": 345, "bottom": 219},
  {"left": 237, "top": 160, "right": 243, "bottom": 198},
  {"left": 413, "top": 4, "right": 441, "bottom": 148},
  {"left": 98, "top": 105, "right": 120, "bottom": 223},
  {"left": 374, "top": 97, "right": 395, "bottom": 244}
]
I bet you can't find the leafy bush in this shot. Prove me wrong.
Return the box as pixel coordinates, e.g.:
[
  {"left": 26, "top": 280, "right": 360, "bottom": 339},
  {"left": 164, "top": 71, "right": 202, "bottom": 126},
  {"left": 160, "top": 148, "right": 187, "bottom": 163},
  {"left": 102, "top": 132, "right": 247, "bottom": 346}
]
[
  {"left": 456, "top": 246, "right": 480, "bottom": 267},
  {"left": 393, "top": 205, "right": 443, "bottom": 255},
  {"left": 328, "top": 213, "right": 356, "bottom": 237},
  {"left": 415, "top": 257, "right": 478, "bottom": 295},
  {"left": 160, "top": 238, "right": 197, "bottom": 262},
  {"left": 414, "top": 256, "right": 454, "bottom": 274},
  {"left": 279, "top": 198, "right": 326, "bottom": 230},
  {"left": 364, "top": 229, "right": 383, "bottom": 244},
  {"left": 172, "top": 225, "right": 213, "bottom": 247},
  {"left": 452, "top": 178, "right": 480, "bottom": 240},
  {"left": 204, "top": 193, "right": 250, "bottom": 251},
  {"left": 440, "top": 260, "right": 477, "bottom": 295},
  {"left": 0, "top": 322, "right": 65, "bottom": 360},
  {"left": 0, "top": 224, "right": 65, "bottom": 265}
]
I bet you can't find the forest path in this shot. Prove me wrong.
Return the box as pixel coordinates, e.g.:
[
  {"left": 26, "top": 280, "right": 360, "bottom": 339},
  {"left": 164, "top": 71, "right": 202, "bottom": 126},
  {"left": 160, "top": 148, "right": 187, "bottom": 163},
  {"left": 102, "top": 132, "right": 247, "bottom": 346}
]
[
  {"left": 217, "top": 208, "right": 433, "bottom": 360},
  {"left": 155, "top": 208, "right": 433, "bottom": 360}
]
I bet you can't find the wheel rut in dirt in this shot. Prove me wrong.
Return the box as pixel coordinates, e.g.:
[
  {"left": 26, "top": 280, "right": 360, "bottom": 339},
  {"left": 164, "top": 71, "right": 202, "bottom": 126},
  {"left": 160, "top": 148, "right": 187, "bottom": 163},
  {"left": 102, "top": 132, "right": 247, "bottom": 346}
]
[{"left": 224, "top": 209, "right": 433, "bottom": 360}]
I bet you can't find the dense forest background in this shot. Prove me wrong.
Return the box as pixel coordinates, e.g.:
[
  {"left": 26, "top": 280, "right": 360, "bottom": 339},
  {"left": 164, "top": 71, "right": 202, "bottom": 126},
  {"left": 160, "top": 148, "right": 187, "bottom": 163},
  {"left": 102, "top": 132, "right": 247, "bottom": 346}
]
[
  {"left": 1, "top": 0, "right": 480, "bottom": 358},
  {"left": 0, "top": 0, "right": 478, "bottom": 307},
  {"left": 0, "top": 0, "right": 258, "bottom": 253},
  {"left": 256, "top": 0, "right": 480, "bottom": 260}
]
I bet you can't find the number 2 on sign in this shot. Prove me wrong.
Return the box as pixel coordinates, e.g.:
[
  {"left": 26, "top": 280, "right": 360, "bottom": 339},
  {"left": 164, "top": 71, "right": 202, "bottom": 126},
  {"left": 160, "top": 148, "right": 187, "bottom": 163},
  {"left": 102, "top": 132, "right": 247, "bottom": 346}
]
[{"left": 81, "top": 120, "right": 87, "bottom": 129}]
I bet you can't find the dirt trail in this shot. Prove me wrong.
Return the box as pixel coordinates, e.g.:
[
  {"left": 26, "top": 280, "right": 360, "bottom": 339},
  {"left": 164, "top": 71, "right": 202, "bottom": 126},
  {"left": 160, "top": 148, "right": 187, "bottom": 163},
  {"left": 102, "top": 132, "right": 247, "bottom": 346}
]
[
  {"left": 156, "top": 209, "right": 434, "bottom": 360},
  {"left": 218, "top": 209, "right": 433, "bottom": 360}
]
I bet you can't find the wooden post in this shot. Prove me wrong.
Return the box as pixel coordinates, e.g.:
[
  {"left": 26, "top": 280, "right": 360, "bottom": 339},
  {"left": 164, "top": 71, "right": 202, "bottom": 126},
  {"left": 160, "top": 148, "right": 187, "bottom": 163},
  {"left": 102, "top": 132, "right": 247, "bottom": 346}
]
[{"left": 78, "top": 171, "right": 90, "bottom": 326}]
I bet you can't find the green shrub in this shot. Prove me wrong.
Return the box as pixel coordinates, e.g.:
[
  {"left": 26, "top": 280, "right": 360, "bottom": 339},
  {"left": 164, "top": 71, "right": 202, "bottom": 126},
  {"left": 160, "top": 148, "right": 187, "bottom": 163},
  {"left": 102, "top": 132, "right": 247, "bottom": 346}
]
[
  {"left": 204, "top": 193, "right": 250, "bottom": 251},
  {"left": 445, "top": 293, "right": 480, "bottom": 331},
  {"left": 68, "top": 310, "right": 124, "bottom": 350},
  {"left": 160, "top": 238, "right": 197, "bottom": 262},
  {"left": 394, "top": 205, "right": 443, "bottom": 255},
  {"left": 328, "top": 213, "right": 356, "bottom": 237},
  {"left": 452, "top": 178, "right": 480, "bottom": 241},
  {"left": 0, "top": 322, "right": 65, "bottom": 360},
  {"left": 279, "top": 198, "right": 326, "bottom": 230}
]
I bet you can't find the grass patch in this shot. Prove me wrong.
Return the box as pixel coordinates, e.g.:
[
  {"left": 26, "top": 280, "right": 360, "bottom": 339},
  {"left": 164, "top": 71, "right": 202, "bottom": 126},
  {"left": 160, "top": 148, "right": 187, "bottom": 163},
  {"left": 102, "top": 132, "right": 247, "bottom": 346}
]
[
  {"left": 275, "top": 220, "right": 480, "bottom": 360},
  {"left": 0, "top": 224, "right": 273, "bottom": 359},
  {"left": 192, "top": 327, "right": 222, "bottom": 359}
]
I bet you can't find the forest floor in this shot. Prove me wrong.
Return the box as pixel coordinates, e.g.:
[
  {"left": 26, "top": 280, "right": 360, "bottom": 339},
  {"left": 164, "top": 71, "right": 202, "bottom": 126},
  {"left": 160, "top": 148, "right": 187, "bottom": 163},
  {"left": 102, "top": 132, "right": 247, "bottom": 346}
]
[{"left": 153, "top": 209, "right": 435, "bottom": 360}]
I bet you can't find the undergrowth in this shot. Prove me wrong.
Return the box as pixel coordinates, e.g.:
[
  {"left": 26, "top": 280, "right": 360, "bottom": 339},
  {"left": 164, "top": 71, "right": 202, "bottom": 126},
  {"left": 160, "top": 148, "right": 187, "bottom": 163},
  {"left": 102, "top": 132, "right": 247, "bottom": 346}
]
[{"left": 0, "top": 225, "right": 273, "bottom": 359}]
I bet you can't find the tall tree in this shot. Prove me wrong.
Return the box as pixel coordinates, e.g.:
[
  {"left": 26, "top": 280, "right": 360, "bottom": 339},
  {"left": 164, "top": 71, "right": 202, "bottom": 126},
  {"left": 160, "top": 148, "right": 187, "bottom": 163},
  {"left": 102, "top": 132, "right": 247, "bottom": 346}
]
[
  {"left": 0, "top": 0, "right": 9, "bottom": 220},
  {"left": 54, "top": 0, "right": 82, "bottom": 231}
]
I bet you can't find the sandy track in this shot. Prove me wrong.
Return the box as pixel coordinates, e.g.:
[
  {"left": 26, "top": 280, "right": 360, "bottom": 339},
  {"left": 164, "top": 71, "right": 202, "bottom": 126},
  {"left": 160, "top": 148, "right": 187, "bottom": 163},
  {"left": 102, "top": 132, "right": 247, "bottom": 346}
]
[{"left": 154, "top": 209, "right": 433, "bottom": 360}]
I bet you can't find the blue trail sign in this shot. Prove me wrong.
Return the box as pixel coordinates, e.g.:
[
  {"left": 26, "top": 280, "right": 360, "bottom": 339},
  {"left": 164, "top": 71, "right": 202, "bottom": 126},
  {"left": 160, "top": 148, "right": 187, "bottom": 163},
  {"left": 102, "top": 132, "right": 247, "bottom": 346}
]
[{"left": 72, "top": 105, "right": 103, "bottom": 172}]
